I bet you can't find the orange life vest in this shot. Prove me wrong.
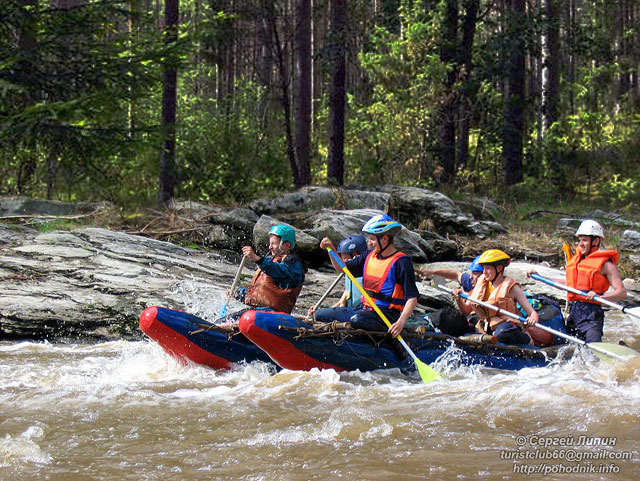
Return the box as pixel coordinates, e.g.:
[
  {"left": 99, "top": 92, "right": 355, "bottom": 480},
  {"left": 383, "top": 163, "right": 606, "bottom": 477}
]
[
  {"left": 362, "top": 250, "right": 408, "bottom": 312},
  {"left": 244, "top": 254, "right": 302, "bottom": 314},
  {"left": 565, "top": 248, "right": 618, "bottom": 303},
  {"left": 470, "top": 275, "right": 519, "bottom": 329}
]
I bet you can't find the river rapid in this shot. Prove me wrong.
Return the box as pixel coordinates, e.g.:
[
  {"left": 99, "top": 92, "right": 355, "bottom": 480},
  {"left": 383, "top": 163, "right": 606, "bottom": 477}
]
[{"left": 1, "top": 308, "right": 639, "bottom": 480}]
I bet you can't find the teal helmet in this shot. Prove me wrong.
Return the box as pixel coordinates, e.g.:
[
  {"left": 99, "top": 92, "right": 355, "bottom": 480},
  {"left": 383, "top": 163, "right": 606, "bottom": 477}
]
[
  {"left": 269, "top": 224, "right": 296, "bottom": 248},
  {"left": 468, "top": 255, "right": 483, "bottom": 273},
  {"left": 362, "top": 214, "right": 402, "bottom": 236}
]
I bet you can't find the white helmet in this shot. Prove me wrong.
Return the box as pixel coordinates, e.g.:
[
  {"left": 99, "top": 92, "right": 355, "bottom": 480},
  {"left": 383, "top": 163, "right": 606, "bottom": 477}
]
[{"left": 576, "top": 220, "right": 604, "bottom": 238}]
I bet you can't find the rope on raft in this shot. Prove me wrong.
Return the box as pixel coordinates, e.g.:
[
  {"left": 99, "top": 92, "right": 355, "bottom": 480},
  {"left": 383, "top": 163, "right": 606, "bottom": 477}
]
[
  {"left": 191, "top": 322, "right": 241, "bottom": 340},
  {"left": 277, "top": 321, "right": 573, "bottom": 359}
]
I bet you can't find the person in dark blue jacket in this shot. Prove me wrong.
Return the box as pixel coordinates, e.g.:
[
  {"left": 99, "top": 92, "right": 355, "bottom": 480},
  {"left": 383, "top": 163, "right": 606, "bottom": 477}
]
[
  {"left": 309, "top": 235, "right": 368, "bottom": 322},
  {"left": 418, "top": 255, "right": 484, "bottom": 293}
]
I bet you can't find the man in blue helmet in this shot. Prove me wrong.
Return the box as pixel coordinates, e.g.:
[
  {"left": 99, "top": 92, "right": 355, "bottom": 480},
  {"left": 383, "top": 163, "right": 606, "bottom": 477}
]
[
  {"left": 417, "top": 256, "right": 485, "bottom": 336},
  {"left": 309, "top": 235, "right": 368, "bottom": 322},
  {"left": 418, "top": 255, "right": 484, "bottom": 293},
  {"left": 319, "top": 214, "right": 420, "bottom": 337},
  {"left": 235, "top": 224, "right": 305, "bottom": 314}
]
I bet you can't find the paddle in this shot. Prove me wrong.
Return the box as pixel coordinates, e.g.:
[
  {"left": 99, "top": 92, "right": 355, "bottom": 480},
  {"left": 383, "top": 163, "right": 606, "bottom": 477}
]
[
  {"left": 530, "top": 273, "right": 640, "bottom": 322},
  {"left": 218, "top": 255, "right": 248, "bottom": 318},
  {"left": 188, "top": 255, "right": 249, "bottom": 335},
  {"left": 304, "top": 273, "right": 345, "bottom": 322},
  {"left": 326, "top": 248, "right": 440, "bottom": 382},
  {"left": 562, "top": 243, "right": 573, "bottom": 264},
  {"left": 436, "top": 284, "right": 639, "bottom": 362}
]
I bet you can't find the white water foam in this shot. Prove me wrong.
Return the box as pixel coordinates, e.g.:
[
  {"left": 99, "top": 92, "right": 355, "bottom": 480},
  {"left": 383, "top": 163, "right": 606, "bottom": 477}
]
[{"left": 0, "top": 426, "right": 52, "bottom": 467}]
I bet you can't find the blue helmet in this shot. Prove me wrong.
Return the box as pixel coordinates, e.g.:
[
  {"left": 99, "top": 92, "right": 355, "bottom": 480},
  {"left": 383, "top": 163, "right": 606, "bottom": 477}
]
[
  {"left": 362, "top": 214, "right": 403, "bottom": 236},
  {"left": 269, "top": 224, "right": 296, "bottom": 248},
  {"left": 468, "top": 255, "right": 483, "bottom": 273},
  {"left": 337, "top": 235, "right": 368, "bottom": 255}
]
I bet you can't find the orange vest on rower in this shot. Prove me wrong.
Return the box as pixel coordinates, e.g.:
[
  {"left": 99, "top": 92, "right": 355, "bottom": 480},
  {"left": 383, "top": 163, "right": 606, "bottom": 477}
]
[
  {"left": 565, "top": 248, "right": 618, "bottom": 303},
  {"left": 470, "top": 275, "right": 519, "bottom": 329},
  {"left": 362, "top": 250, "right": 407, "bottom": 312},
  {"left": 244, "top": 254, "right": 302, "bottom": 314}
]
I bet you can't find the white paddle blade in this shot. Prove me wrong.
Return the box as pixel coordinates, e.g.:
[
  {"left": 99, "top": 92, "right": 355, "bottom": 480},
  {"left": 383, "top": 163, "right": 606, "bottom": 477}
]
[
  {"left": 589, "top": 342, "right": 640, "bottom": 363},
  {"left": 624, "top": 307, "right": 640, "bottom": 325}
]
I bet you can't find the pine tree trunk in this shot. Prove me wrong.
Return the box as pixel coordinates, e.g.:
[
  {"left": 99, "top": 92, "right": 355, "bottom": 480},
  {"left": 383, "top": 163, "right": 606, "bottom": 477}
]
[
  {"left": 503, "top": 0, "right": 525, "bottom": 186},
  {"left": 457, "top": 0, "right": 479, "bottom": 171},
  {"left": 295, "top": 0, "right": 312, "bottom": 186},
  {"left": 544, "top": 0, "right": 563, "bottom": 188},
  {"left": 437, "top": 0, "right": 458, "bottom": 185},
  {"left": 327, "top": 0, "right": 346, "bottom": 186},
  {"left": 158, "top": 0, "right": 179, "bottom": 206}
]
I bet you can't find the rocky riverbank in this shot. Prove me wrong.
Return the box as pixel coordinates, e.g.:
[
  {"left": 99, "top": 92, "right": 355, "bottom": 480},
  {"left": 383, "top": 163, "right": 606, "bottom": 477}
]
[{"left": 1, "top": 186, "right": 639, "bottom": 341}]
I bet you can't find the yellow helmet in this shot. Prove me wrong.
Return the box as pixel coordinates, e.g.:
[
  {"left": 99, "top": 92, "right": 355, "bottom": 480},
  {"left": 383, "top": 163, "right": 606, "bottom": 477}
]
[{"left": 478, "top": 249, "right": 511, "bottom": 265}]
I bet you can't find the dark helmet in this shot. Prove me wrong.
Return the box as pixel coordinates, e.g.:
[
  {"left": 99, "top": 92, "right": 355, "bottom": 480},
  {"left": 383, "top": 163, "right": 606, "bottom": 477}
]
[{"left": 337, "top": 235, "right": 368, "bottom": 255}]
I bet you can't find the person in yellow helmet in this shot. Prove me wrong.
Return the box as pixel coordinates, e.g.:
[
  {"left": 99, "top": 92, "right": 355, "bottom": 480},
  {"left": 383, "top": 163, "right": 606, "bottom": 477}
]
[{"left": 456, "top": 249, "right": 539, "bottom": 345}]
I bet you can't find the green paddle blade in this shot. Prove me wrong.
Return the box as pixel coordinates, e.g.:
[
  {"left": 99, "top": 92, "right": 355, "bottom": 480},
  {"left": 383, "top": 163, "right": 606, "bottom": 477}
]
[
  {"left": 415, "top": 358, "right": 440, "bottom": 382},
  {"left": 589, "top": 342, "right": 640, "bottom": 363}
]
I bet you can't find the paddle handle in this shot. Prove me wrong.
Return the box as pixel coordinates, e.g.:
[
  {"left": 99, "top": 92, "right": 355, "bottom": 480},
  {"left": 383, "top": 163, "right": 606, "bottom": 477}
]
[
  {"left": 217, "top": 255, "right": 248, "bottom": 318},
  {"left": 304, "top": 273, "right": 345, "bottom": 322},
  {"left": 229, "top": 255, "right": 248, "bottom": 296},
  {"left": 326, "top": 248, "right": 418, "bottom": 362},
  {"left": 436, "top": 284, "right": 629, "bottom": 361}
]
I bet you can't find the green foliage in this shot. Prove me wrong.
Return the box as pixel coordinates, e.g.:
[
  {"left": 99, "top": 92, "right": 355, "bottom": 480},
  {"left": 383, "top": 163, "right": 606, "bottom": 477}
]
[
  {"left": 35, "top": 219, "right": 85, "bottom": 233},
  {"left": 176, "top": 74, "right": 292, "bottom": 203},
  {"left": 346, "top": 2, "right": 447, "bottom": 185},
  {"left": 0, "top": 0, "right": 172, "bottom": 204},
  {"left": 599, "top": 175, "right": 638, "bottom": 205},
  {"left": 1, "top": 0, "right": 639, "bottom": 211}
]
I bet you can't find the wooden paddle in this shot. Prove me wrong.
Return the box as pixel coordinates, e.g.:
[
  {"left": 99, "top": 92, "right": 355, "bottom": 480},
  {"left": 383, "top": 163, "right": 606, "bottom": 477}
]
[
  {"left": 304, "top": 273, "right": 345, "bottom": 322},
  {"left": 327, "top": 248, "right": 440, "bottom": 382},
  {"left": 217, "top": 255, "right": 248, "bottom": 318},
  {"left": 436, "top": 284, "right": 639, "bottom": 362},
  {"left": 188, "top": 255, "right": 249, "bottom": 335},
  {"left": 530, "top": 273, "right": 640, "bottom": 322}
]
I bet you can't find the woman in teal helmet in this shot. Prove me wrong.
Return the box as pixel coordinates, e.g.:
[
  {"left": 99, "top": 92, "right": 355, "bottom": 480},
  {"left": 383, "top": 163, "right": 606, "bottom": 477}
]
[{"left": 318, "top": 214, "right": 419, "bottom": 338}]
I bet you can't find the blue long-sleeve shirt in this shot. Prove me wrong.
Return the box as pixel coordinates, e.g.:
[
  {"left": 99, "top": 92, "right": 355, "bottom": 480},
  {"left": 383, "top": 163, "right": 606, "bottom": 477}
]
[{"left": 256, "top": 253, "right": 305, "bottom": 289}]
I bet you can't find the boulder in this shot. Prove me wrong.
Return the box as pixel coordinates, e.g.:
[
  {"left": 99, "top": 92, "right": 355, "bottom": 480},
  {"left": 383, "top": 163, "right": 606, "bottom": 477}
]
[
  {"left": 557, "top": 213, "right": 640, "bottom": 236},
  {"left": 279, "top": 208, "right": 457, "bottom": 263},
  {"left": 171, "top": 201, "right": 259, "bottom": 251},
  {"left": 0, "top": 225, "right": 349, "bottom": 341},
  {"left": 453, "top": 196, "right": 504, "bottom": 221},
  {"left": 248, "top": 185, "right": 390, "bottom": 214},
  {"left": 381, "top": 186, "right": 507, "bottom": 238},
  {"left": 619, "top": 230, "right": 640, "bottom": 251},
  {"left": 247, "top": 185, "right": 506, "bottom": 239},
  {"left": 253, "top": 215, "right": 319, "bottom": 256}
]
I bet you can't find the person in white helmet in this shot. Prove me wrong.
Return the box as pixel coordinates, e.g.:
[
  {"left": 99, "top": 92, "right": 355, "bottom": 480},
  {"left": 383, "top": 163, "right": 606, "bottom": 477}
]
[{"left": 530, "top": 219, "right": 626, "bottom": 343}]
